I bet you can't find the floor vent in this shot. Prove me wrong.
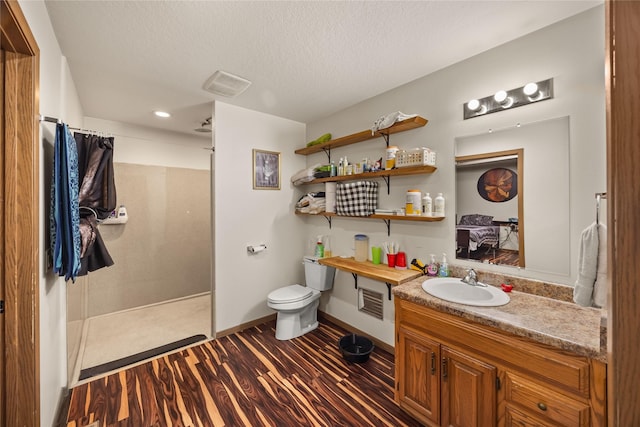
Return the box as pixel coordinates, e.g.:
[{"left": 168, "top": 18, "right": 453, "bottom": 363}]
[{"left": 358, "top": 288, "right": 383, "bottom": 320}]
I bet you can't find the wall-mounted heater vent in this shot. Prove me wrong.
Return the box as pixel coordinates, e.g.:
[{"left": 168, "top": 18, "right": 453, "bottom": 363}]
[{"left": 358, "top": 288, "right": 383, "bottom": 320}]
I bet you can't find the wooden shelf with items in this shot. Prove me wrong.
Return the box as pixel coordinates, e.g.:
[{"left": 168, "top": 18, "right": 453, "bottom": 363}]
[
  {"left": 319, "top": 256, "right": 423, "bottom": 300},
  {"left": 295, "top": 211, "right": 444, "bottom": 236},
  {"left": 295, "top": 116, "right": 428, "bottom": 158},
  {"left": 297, "top": 164, "right": 437, "bottom": 186}
]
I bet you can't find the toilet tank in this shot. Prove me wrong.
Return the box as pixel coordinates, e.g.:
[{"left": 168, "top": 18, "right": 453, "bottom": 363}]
[{"left": 304, "top": 256, "right": 336, "bottom": 291}]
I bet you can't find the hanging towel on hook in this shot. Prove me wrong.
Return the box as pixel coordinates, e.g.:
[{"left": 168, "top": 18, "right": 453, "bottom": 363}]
[
  {"left": 573, "top": 222, "right": 608, "bottom": 308},
  {"left": 50, "top": 123, "right": 82, "bottom": 281},
  {"left": 75, "top": 132, "right": 117, "bottom": 275}
]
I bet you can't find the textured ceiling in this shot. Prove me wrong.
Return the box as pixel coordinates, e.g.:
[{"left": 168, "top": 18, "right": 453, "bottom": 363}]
[{"left": 45, "top": 1, "right": 601, "bottom": 139}]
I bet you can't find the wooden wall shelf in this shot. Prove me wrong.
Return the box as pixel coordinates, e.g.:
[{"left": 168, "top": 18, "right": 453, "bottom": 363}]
[
  {"left": 319, "top": 256, "right": 423, "bottom": 299},
  {"left": 297, "top": 164, "right": 437, "bottom": 185},
  {"left": 296, "top": 211, "right": 444, "bottom": 235},
  {"left": 295, "top": 116, "right": 428, "bottom": 156}
]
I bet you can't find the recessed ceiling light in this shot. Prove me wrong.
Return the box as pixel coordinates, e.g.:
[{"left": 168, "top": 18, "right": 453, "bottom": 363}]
[{"left": 154, "top": 111, "right": 171, "bottom": 118}]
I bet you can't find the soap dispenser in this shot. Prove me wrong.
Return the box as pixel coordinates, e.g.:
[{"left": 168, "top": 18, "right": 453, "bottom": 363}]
[
  {"left": 439, "top": 253, "right": 449, "bottom": 277},
  {"left": 426, "top": 254, "right": 439, "bottom": 276},
  {"left": 315, "top": 235, "right": 325, "bottom": 258}
]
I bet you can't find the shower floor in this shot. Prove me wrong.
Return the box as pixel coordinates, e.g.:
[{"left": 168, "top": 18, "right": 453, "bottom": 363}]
[{"left": 72, "top": 293, "right": 211, "bottom": 385}]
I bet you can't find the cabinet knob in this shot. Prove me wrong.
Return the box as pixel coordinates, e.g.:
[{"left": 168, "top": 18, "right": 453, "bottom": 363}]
[{"left": 537, "top": 402, "right": 548, "bottom": 411}]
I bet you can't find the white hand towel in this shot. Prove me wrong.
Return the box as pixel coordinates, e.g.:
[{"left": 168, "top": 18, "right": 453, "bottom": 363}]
[
  {"left": 573, "top": 222, "right": 599, "bottom": 307},
  {"left": 592, "top": 223, "right": 607, "bottom": 308}
]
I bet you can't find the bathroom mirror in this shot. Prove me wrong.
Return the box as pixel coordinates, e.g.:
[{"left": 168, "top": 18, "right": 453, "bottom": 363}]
[
  {"left": 455, "top": 117, "right": 570, "bottom": 276},
  {"left": 456, "top": 149, "right": 524, "bottom": 267}
]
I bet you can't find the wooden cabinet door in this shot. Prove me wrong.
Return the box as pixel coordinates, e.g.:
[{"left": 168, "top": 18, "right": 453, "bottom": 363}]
[
  {"left": 397, "top": 325, "right": 441, "bottom": 425},
  {"left": 441, "top": 346, "right": 497, "bottom": 427}
]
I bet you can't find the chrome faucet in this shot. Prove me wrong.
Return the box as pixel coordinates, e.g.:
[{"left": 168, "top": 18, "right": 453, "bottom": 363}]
[{"left": 461, "top": 268, "right": 487, "bottom": 287}]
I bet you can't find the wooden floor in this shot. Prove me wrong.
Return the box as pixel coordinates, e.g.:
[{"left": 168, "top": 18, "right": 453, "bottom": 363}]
[{"left": 61, "top": 320, "right": 421, "bottom": 427}]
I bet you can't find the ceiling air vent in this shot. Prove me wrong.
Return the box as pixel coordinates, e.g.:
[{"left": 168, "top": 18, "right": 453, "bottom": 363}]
[{"left": 202, "top": 70, "right": 251, "bottom": 98}]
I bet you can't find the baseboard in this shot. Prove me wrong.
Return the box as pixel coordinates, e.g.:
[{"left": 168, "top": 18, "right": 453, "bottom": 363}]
[
  {"left": 216, "top": 313, "right": 277, "bottom": 338},
  {"left": 215, "top": 312, "right": 395, "bottom": 355},
  {"left": 53, "top": 386, "right": 71, "bottom": 427},
  {"left": 318, "top": 311, "right": 395, "bottom": 355}
]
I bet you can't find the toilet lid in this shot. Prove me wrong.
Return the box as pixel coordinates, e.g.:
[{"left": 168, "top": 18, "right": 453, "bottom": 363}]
[{"left": 268, "top": 284, "right": 313, "bottom": 304}]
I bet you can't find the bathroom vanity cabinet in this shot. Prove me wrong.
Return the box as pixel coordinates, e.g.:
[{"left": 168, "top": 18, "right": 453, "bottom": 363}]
[{"left": 394, "top": 298, "right": 607, "bottom": 427}]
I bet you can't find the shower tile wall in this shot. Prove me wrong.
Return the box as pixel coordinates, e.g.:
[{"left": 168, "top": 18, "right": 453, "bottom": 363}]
[{"left": 86, "top": 163, "right": 212, "bottom": 317}]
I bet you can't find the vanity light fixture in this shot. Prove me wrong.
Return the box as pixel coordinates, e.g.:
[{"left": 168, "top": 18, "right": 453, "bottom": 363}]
[
  {"left": 463, "top": 78, "right": 553, "bottom": 120},
  {"left": 494, "top": 90, "right": 514, "bottom": 108}
]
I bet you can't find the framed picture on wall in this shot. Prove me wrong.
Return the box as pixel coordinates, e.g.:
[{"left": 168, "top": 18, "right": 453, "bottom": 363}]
[
  {"left": 253, "top": 149, "right": 281, "bottom": 190},
  {"left": 477, "top": 167, "right": 517, "bottom": 202}
]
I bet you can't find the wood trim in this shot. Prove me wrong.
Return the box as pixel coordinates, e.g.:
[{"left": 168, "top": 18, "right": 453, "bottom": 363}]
[
  {"left": 606, "top": 1, "right": 640, "bottom": 425},
  {"left": 216, "top": 313, "right": 276, "bottom": 338},
  {"left": 1, "top": 1, "right": 40, "bottom": 425},
  {"left": 318, "top": 311, "right": 395, "bottom": 354},
  {"left": 0, "top": 47, "right": 4, "bottom": 427}
]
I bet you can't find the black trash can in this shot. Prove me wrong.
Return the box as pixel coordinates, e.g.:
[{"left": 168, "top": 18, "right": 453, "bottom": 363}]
[{"left": 338, "top": 333, "right": 374, "bottom": 363}]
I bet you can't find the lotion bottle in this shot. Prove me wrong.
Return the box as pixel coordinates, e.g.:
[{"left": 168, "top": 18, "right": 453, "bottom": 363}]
[
  {"left": 434, "top": 193, "right": 445, "bottom": 217},
  {"left": 422, "top": 193, "right": 433, "bottom": 216}
]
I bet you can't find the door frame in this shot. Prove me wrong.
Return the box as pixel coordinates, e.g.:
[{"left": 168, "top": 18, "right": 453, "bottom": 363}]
[
  {"left": 0, "top": 0, "right": 40, "bottom": 425},
  {"left": 606, "top": 1, "right": 640, "bottom": 424}
]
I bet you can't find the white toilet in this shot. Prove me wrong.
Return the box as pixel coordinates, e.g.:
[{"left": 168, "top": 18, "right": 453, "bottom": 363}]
[{"left": 267, "top": 256, "right": 336, "bottom": 340}]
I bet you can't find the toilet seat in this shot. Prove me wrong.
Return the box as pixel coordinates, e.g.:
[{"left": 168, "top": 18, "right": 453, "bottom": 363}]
[{"left": 268, "top": 284, "right": 313, "bottom": 304}]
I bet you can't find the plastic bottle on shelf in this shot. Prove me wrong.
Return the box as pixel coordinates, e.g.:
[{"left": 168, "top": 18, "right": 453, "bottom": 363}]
[
  {"left": 324, "top": 236, "right": 332, "bottom": 258},
  {"left": 422, "top": 192, "right": 433, "bottom": 216},
  {"left": 434, "top": 193, "right": 445, "bottom": 217},
  {"left": 330, "top": 161, "right": 337, "bottom": 177},
  {"left": 315, "top": 236, "right": 324, "bottom": 258},
  {"left": 439, "top": 253, "right": 449, "bottom": 277},
  {"left": 338, "top": 157, "right": 344, "bottom": 176},
  {"left": 406, "top": 189, "right": 422, "bottom": 216},
  {"left": 354, "top": 234, "right": 369, "bottom": 262},
  {"left": 386, "top": 146, "right": 399, "bottom": 170},
  {"left": 426, "top": 254, "right": 439, "bottom": 276}
]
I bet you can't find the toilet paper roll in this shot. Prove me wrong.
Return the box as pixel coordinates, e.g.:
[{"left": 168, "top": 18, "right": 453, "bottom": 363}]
[
  {"left": 247, "top": 244, "right": 267, "bottom": 254},
  {"left": 325, "top": 182, "right": 336, "bottom": 213},
  {"left": 325, "top": 182, "right": 337, "bottom": 193}
]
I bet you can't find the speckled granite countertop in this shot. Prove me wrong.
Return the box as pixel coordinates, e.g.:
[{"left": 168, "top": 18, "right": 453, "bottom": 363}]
[{"left": 393, "top": 278, "right": 606, "bottom": 362}]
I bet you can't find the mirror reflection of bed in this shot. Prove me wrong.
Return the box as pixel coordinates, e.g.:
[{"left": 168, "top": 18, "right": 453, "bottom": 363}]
[
  {"left": 456, "top": 214, "right": 519, "bottom": 266},
  {"left": 455, "top": 150, "right": 523, "bottom": 268}
]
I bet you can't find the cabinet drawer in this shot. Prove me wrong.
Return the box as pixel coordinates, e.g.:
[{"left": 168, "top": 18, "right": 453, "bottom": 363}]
[
  {"left": 504, "top": 404, "right": 555, "bottom": 427},
  {"left": 504, "top": 373, "right": 590, "bottom": 427}
]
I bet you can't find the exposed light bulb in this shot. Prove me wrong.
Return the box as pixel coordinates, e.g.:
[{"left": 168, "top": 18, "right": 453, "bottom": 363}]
[
  {"left": 467, "top": 99, "right": 481, "bottom": 111},
  {"left": 523, "top": 82, "right": 539, "bottom": 96},
  {"left": 494, "top": 90, "right": 508, "bottom": 103},
  {"left": 153, "top": 111, "right": 171, "bottom": 118}
]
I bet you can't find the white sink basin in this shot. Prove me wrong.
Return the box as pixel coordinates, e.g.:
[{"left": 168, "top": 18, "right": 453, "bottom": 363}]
[{"left": 421, "top": 278, "right": 510, "bottom": 307}]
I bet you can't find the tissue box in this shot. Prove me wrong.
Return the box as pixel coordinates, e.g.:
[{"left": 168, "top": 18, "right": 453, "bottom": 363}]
[{"left": 336, "top": 181, "right": 378, "bottom": 216}]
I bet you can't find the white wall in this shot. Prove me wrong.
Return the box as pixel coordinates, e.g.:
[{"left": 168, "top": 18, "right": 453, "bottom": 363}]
[
  {"left": 83, "top": 117, "right": 211, "bottom": 170},
  {"left": 214, "top": 102, "right": 306, "bottom": 332},
  {"left": 305, "top": 6, "right": 605, "bottom": 346},
  {"left": 18, "top": 1, "right": 84, "bottom": 425}
]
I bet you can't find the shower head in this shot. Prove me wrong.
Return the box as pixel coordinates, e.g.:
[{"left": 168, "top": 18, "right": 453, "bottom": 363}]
[{"left": 194, "top": 117, "right": 212, "bottom": 133}]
